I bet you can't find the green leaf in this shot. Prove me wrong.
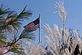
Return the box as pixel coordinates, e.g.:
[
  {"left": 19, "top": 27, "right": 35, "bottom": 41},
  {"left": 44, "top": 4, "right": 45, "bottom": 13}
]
[
  {"left": 0, "top": 33, "right": 6, "bottom": 44},
  {"left": 6, "top": 11, "right": 17, "bottom": 20},
  {"left": 16, "top": 6, "right": 32, "bottom": 20},
  {"left": 12, "top": 23, "right": 19, "bottom": 31},
  {"left": 0, "top": 25, "right": 7, "bottom": 30},
  {"left": 0, "top": 5, "right": 10, "bottom": 15},
  {"left": 6, "top": 26, "right": 12, "bottom": 33},
  {"left": 9, "top": 48, "right": 24, "bottom": 54},
  {"left": 0, "top": 39, "right": 6, "bottom": 44},
  {"left": 19, "top": 30, "right": 35, "bottom": 40}
]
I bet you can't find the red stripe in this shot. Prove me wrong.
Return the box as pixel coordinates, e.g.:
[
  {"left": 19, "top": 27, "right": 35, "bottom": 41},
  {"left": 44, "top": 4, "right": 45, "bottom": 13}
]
[{"left": 24, "top": 22, "right": 39, "bottom": 31}]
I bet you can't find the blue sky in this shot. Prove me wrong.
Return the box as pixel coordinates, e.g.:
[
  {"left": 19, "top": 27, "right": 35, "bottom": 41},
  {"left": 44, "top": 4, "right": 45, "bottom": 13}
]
[{"left": 0, "top": 0, "right": 82, "bottom": 46}]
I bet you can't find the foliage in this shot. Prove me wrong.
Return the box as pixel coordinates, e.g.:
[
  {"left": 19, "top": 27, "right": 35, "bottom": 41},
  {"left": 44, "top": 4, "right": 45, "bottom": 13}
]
[
  {"left": 0, "top": 5, "right": 33, "bottom": 55},
  {"left": 43, "top": 1, "right": 82, "bottom": 55},
  {"left": 27, "top": 43, "right": 47, "bottom": 55},
  {"left": 0, "top": 0, "right": 82, "bottom": 55},
  {"left": 0, "top": 5, "right": 32, "bottom": 32}
]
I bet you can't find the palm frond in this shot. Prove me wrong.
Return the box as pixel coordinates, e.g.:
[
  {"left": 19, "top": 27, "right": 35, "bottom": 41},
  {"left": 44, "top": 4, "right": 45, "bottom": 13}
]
[
  {"left": 9, "top": 48, "right": 23, "bottom": 53},
  {"left": 0, "top": 5, "right": 32, "bottom": 32},
  {"left": 12, "top": 23, "right": 20, "bottom": 31},
  {"left": 19, "top": 30, "right": 34, "bottom": 40},
  {"left": 0, "top": 33, "right": 6, "bottom": 45},
  {"left": 6, "top": 26, "right": 12, "bottom": 33},
  {"left": 6, "top": 11, "right": 17, "bottom": 20},
  {"left": 0, "top": 5, "right": 10, "bottom": 15},
  {"left": 16, "top": 6, "right": 32, "bottom": 20}
]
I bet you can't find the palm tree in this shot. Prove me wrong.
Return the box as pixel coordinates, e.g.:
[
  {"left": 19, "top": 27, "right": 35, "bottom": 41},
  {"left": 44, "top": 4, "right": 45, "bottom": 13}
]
[
  {"left": 0, "top": 5, "right": 34, "bottom": 55},
  {"left": 0, "top": 5, "right": 32, "bottom": 32}
]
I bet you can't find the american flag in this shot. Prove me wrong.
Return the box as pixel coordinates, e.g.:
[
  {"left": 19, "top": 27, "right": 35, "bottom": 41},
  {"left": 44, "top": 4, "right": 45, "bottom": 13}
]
[{"left": 24, "top": 16, "right": 40, "bottom": 32}]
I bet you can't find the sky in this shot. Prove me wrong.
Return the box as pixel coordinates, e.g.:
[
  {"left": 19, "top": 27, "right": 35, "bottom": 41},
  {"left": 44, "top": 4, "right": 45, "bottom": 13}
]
[{"left": 0, "top": 0, "right": 82, "bottom": 47}]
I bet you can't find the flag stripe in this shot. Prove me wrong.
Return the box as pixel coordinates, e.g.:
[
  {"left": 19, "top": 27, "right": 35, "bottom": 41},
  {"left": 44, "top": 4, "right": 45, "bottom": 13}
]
[{"left": 24, "top": 16, "right": 40, "bottom": 32}]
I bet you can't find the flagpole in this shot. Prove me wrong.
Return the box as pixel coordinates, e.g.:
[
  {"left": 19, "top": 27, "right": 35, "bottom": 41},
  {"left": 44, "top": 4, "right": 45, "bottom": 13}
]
[
  {"left": 39, "top": 14, "right": 40, "bottom": 43},
  {"left": 39, "top": 25, "right": 40, "bottom": 43}
]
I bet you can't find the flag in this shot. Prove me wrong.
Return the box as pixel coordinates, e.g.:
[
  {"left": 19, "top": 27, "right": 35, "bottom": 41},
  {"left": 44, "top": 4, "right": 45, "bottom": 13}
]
[{"left": 24, "top": 16, "right": 40, "bottom": 32}]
